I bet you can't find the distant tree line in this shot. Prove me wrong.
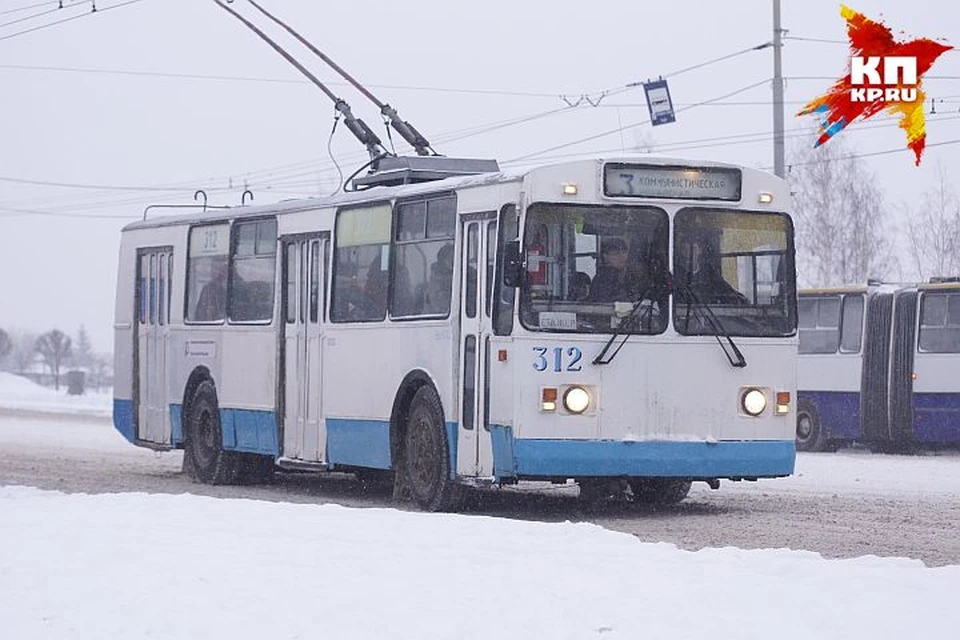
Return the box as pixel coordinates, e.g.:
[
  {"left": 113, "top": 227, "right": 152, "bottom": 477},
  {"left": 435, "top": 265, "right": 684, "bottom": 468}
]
[{"left": 0, "top": 326, "right": 112, "bottom": 392}]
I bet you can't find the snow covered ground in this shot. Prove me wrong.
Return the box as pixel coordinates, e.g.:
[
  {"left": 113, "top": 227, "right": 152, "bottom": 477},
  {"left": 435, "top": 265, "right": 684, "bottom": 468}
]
[
  {"left": 1, "top": 372, "right": 959, "bottom": 639},
  {"left": 0, "top": 372, "right": 111, "bottom": 418}
]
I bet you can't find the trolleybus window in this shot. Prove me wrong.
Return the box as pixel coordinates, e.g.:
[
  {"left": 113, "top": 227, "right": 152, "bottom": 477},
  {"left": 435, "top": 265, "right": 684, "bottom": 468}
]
[
  {"left": 493, "top": 204, "right": 518, "bottom": 336},
  {"left": 186, "top": 223, "right": 230, "bottom": 323},
  {"left": 390, "top": 195, "right": 456, "bottom": 318},
  {"left": 919, "top": 292, "right": 960, "bottom": 353},
  {"left": 839, "top": 294, "right": 865, "bottom": 353},
  {"left": 674, "top": 209, "right": 795, "bottom": 337},
  {"left": 332, "top": 204, "right": 392, "bottom": 323},
  {"left": 519, "top": 204, "right": 668, "bottom": 334},
  {"left": 229, "top": 218, "right": 278, "bottom": 323},
  {"left": 798, "top": 296, "right": 841, "bottom": 353}
]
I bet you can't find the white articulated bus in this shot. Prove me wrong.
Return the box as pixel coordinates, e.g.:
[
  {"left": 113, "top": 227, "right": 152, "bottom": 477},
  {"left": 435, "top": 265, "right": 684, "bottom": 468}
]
[
  {"left": 797, "top": 280, "right": 960, "bottom": 452},
  {"left": 113, "top": 156, "right": 798, "bottom": 510}
]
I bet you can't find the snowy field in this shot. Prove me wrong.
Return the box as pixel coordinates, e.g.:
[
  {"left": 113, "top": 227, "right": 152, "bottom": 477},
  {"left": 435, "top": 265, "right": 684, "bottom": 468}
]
[
  {"left": 1, "top": 372, "right": 959, "bottom": 639},
  {"left": 0, "top": 372, "right": 111, "bottom": 418}
]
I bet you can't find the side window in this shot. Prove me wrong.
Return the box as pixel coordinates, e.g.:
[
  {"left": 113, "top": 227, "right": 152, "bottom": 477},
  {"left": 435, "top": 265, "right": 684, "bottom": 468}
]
[
  {"left": 493, "top": 204, "right": 519, "bottom": 336},
  {"left": 332, "top": 204, "right": 392, "bottom": 322},
  {"left": 186, "top": 223, "right": 230, "bottom": 323},
  {"left": 465, "top": 224, "right": 479, "bottom": 318},
  {"left": 919, "top": 292, "right": 960, "bottom": 353},
  {"left": 486, "top": 222, "right": 497, "bottom": 317},
  {"left": 390, "top": 196, "right": 456, "bottom": 318},
  {"left": 229, "top": 218, "right": 278, "bottom": 323},
  {"left": 797, "top": 295, "right": 841, "bottom": 354},
  {"left": 285, "top": 243, "right": 297, "bottom": 324},
  {"left": 839, "top": 294, "right": 864, "bottom": 353}
]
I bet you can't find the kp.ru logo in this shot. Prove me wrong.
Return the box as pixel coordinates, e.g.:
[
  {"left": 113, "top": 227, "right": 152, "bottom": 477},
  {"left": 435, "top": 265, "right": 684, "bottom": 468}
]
[
  {"left": 849, "top": 56, "right": 917, "bottom": 103},
  {"left": 798, "top": 5, "right": 952, "bottom": 165}
]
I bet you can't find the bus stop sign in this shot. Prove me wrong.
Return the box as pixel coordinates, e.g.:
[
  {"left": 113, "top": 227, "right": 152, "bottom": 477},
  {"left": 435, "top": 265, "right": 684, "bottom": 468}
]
[{"left": 644, "top": 79, "right": 676, "bottom": 126}]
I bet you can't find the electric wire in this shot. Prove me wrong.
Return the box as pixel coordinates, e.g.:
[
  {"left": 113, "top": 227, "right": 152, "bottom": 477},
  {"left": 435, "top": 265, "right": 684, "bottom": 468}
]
[{"left": 0, "top": 0, "right": 147, "bottom": 43}]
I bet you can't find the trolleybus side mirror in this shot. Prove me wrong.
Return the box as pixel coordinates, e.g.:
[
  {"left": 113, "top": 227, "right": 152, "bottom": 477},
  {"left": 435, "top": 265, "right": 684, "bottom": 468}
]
[{"left": 503, "top": 240, "right": 523, "bottom": 288}]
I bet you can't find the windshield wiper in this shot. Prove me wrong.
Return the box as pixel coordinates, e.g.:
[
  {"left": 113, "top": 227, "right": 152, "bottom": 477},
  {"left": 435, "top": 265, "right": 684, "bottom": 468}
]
[
  {"left": 593, "top": 293, "right": 657, "bottom": 365},
  {"left": 675, "top": 283, "right": 747, "bottom": 368}
]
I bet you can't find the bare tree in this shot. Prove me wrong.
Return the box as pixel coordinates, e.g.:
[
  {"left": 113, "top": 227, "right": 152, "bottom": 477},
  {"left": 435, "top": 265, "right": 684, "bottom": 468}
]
[
  {"left": 788, "top": 136, "right": 897, "bottom": 287},
  {"left": 35, "top": 330, "right": 73, "bottom": 391},
  {"left": 74, "top": 325, "right": 94, "bottom": 369},
  {"left": 905, "top": 163, "right": 960, "bottom": 282},
  {"left": 90, "top": 355, "right": 112, "bottom": 393},
  {"left": 11, "top": 332, "right": 37, "bottom": 376},
  {"left": 0, "top": 328, "right": 11, "bottom": 365}
]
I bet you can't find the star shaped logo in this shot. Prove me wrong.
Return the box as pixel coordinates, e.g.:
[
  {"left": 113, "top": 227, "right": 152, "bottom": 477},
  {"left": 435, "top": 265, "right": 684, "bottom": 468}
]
[{"left": 798, "top": 4, "right": 952, "bottom": 165}]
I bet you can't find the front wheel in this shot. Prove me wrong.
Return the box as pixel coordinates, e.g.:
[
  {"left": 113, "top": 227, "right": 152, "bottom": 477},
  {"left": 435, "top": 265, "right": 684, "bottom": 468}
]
[
  {"left": 401, "top": 386, "right": 463, "bottom": 512},
  {"left": 628, "top": 478, "right": 692, "bottom": 505}
]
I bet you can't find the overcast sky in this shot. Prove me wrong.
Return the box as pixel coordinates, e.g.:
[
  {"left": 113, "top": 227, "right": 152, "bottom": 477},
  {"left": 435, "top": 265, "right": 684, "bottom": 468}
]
[{"left": 1, "top": 0, "right": 957, "bottom": 353}]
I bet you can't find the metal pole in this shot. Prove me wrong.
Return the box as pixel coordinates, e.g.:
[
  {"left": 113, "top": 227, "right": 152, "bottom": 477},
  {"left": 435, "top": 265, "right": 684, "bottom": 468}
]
[{"left": 772, "top": 0, "right": 786, "bottom": 178}]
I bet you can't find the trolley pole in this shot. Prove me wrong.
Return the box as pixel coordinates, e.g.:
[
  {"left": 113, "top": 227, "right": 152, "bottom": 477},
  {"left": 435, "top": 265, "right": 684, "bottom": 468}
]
[{"left": 772, "top": 0, "right": 786, "bottom": 178}]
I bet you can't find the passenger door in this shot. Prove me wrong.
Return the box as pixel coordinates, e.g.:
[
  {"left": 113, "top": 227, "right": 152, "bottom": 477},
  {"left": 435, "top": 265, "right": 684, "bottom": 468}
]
[
  {"left": 457, "top": 216, "right": 497, "bottom": 477},
  {"left": 280, "top": 235, "right": 328, "bottom": 462},
  {"left": 135, "top": 247, "right": 173, "bottom": 445}
]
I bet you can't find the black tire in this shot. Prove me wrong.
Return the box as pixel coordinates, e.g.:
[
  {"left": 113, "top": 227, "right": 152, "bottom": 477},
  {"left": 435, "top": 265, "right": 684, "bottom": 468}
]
[
  {"left": 628, "top": 478, "right": 692, "bottom": 505},
  {"left": 400, "top": 386, "right": 463, "bottom": 512},
  {"left": 183, "top": 380, "right": 242, "bottom": 485},
  {"left": 796, "top": 398, "right": 828, "bottom": 452}
]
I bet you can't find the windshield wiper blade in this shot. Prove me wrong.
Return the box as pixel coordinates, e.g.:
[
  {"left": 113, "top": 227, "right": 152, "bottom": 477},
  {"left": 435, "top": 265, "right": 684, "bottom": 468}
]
[
  {"left": 675, "top": 284, "right": 747, "bottom": 368},
  {"left": 593, "top": 295, "right": 656, "bottom": 365}
]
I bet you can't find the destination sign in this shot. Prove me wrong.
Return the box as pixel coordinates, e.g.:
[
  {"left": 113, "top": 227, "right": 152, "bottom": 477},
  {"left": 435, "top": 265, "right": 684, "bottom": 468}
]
[{"left": 604, "top": 164, "right": 742, "bottom": 201}]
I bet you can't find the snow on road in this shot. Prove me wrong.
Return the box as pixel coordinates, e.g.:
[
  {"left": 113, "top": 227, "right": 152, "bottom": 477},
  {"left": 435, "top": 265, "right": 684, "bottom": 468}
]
[
  {"left": 1, "top": 485, "right": 958, "bottom": 640},
  {"left": 1, "top": 372, "right": 959, "bottom": 638}
]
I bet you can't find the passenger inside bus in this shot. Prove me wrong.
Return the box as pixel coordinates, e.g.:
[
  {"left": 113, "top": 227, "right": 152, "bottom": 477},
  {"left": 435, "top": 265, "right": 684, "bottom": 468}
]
[
  {"left": 570, "top": 271, "right": 592, "bottom": 301},
  {"left": 425, "top": 242, "right": 454, "bottom": 312},
  {"left": 588, "top": 238, "right": 651, "bottom": 303},
  {"left": 674, "top": 236, "right": 748, "bottom": 305},
  {"left": 194, "top": 259, "right": 228, "bottom": 321}
]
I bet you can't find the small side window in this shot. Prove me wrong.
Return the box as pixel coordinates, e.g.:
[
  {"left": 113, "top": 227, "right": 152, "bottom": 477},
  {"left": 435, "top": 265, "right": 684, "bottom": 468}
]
[
  {"left": 493, "top": 204, "right": 519, "bottom": 336},
  {"left": 839, "top": 294, "right": 864, "bottom": 353}
]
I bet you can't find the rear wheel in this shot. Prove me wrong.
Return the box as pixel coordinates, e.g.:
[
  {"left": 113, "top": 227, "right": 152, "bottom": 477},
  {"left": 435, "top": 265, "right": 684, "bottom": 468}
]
[
  {"left": 401, "top": 386, "right": 463, "bottom": 512},
  {"left": 796, "top": 398, "right": 828, "bottom": 452},
  {"left": 628, "top": 478, "right": 692, "bottom": 505},
  {"left": 183, "top": 380, "right": 242, "bottom": 484}
]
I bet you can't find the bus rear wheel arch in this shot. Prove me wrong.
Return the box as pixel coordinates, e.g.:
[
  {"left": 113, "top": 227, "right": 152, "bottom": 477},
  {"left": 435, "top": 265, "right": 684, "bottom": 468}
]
[{"left": 400, "top": 385, "right": 463, "bottom": 512}]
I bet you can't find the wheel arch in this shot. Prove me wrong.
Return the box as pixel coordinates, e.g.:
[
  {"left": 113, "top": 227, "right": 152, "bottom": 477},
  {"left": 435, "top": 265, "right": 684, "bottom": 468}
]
[
  {"left": 180, "top": 366, "right": 215, "bottom": 442},
  {"left": 389, "top": 369, "right": 444, "bottom": 469}
]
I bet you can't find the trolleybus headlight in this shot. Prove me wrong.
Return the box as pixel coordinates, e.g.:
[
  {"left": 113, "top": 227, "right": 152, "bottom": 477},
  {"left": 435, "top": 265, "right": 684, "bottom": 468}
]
[
  {"left": 563, "top": 386, "right": 591, "bottom": 414},
  {"left": 741, "top": 388, "right": 767, "bottom": 416}
]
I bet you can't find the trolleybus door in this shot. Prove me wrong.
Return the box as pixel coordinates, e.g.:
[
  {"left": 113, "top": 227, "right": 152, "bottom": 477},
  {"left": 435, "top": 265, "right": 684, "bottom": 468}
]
[
  {"left": 135, "top": 247, "right": 173, "bottom": 445},
  {"left": 281, "top": 236, "right": 328, "bottom": 462},
  {"left": 457, "top": 217, "right": 496, "bottom": 477}
]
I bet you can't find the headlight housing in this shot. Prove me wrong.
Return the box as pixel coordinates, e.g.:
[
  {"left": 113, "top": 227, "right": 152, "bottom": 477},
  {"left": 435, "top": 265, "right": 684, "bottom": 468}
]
[
  {"left": 741, "top": 388, "right": 767, "bottom": 416},
  {"left": 563, "top": 386, "right": 591, "bottom": 414}
]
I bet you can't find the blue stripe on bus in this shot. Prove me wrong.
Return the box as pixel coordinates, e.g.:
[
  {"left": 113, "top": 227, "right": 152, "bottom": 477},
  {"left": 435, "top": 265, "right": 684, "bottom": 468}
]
[
  {"left": 446, "top": 421, "right": 457, "bottom": 479},
  {"left": 488, "top": 425, "right": 795, "bottom": 478},
  {"left": 113, "top": 398, "right": 135, "bottom": 443},
  {"left": 327, "top": 419, "right": 392, "bottom": 470},
  {"left": 170, "top": 404, "right": 183, "bottom": 446},
  {"left": 221, "top": 409, "right": 279, "bottom": 456},
  {"left": 798, "top": 390, "right": 861, "bottom": 440},
  {"left": 913, "top": 393, "right": 960, "bottom": 444}
]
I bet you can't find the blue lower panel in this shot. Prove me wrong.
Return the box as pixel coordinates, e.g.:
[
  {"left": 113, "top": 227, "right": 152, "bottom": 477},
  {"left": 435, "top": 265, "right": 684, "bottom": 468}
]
[
  {"left": 170, "top": 404, "right": 183, "bottom": 446},
  {"left": 327, "top": 419, "right": 392, "bottom": 470},
  {"left": 221, "top": 409, "right": 278, "bottom": 456},
  {"left": 799, "top": 390, "right": 861, "bottom": 440},
  {"left": 489, "top": 426, "right": 795, "bottom": 479},
  {"left": 113, "top": 399, "right": 135, "bottom": 443},
  {"left": 913, "top": 393, "right": 960, "bottom": 444}
]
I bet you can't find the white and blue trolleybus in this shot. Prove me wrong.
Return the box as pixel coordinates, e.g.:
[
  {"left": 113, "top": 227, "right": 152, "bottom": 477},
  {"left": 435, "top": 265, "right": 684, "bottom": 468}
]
[{"left": 113, "top": 156, "right": 799, "bottom": 510}]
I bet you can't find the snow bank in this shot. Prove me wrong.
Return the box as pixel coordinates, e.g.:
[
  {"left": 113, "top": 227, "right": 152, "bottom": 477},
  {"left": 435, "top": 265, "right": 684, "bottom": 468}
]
[
  {"left": 0, "top": 486, "right": 957, "bottom": 640},
  {"left": 0, "top": 372, "right": 111, "bottom": 418}
]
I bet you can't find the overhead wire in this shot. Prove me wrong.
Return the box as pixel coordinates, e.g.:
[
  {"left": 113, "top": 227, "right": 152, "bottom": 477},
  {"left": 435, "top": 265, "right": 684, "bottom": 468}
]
[
  {"left": 0, "top": 0, "right": 71, "bottom": 17},
  {"left": 0, "top": 0, "right": 147, "bottom": 43}
]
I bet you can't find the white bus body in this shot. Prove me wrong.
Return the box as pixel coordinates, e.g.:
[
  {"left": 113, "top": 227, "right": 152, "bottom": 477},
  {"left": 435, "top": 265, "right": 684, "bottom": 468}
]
[
  {"left": 797, "top": 282, "right": 960, "bottom": 451},
  {"left": 114, "top": 157, "right": 798, "bottom": 509}
]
